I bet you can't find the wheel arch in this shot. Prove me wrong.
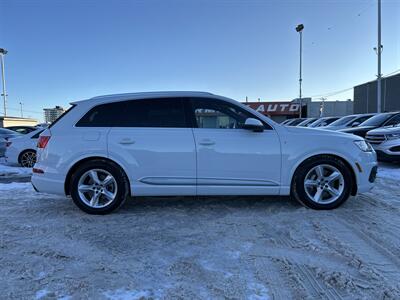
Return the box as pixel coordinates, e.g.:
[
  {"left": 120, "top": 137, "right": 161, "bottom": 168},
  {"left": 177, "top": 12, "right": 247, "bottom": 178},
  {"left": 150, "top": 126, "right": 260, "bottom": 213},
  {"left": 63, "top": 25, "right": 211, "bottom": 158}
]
[
  {"left": 64, "top": 156, "right": 131, "bottom": 196},
  {"left": 290, "top": 153, "right": 358, "bottom": 196}
]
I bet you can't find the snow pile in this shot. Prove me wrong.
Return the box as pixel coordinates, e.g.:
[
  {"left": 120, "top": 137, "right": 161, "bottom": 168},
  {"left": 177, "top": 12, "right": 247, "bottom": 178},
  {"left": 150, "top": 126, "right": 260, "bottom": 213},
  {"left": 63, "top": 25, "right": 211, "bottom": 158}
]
[{"left": 0, "top": 158, "right": 32, "bottom": 177}]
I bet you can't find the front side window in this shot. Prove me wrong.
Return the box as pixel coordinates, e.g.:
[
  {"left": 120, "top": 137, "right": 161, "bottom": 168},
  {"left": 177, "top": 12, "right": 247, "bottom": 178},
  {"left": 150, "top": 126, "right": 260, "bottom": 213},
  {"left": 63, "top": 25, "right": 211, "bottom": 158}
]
[
  {"left": 190, "top": 98, "right": 266, "bottom": 129},
  {"left": 76, "top": 98, "right": 187, "bottom": 128}
]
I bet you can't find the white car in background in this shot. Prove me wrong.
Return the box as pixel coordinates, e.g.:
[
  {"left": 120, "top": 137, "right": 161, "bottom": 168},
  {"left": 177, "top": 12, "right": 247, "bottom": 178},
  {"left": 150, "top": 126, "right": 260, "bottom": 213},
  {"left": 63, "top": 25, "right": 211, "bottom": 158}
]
[
  {"left": 366, "top": 125, "right": 400, "bottom": 162},
  {"left": 5, "top": 129, "right": 44, "bottom": 167},
  {"left": 32, "top": 92, "right": 377, "bottom": 214}
]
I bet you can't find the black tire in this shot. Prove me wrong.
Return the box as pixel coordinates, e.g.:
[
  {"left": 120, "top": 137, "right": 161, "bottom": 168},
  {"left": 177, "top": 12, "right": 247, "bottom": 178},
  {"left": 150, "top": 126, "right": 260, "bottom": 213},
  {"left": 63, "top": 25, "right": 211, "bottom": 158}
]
[
  {"left": 19, "top": 149, "right": 37, "bottom": 168},
  {"left": 70, "top": 159, "right": 129, "bottom": 214},
  {"left": 291, "top": 155, "right": 353, "bottom": 210}
]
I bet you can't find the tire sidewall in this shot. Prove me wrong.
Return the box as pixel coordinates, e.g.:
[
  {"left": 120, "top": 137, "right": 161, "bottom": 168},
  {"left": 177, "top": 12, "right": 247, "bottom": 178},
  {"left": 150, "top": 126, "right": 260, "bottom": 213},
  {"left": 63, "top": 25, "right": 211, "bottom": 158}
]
[
  {"left": 292, "top": 156, "right": 353, "bottom": 210},
  {"left": 70, "top": 161, "right": 128, "bottom": 214}
]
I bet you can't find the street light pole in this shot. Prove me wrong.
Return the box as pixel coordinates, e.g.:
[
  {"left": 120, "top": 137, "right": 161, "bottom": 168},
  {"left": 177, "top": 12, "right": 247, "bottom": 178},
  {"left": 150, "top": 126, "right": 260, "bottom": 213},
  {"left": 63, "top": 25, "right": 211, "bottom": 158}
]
[
  {"left": 0, "top": 48, "right": 8, "bottom": 117},
  {"left": 296, "top": 24, "right": 304, "bottom": 118},
  {"left": 19, "top": 102, "right": 23, "bottom": 118},
  {"left": 376, "top": 0, "right": 382, "bottom": 113}
]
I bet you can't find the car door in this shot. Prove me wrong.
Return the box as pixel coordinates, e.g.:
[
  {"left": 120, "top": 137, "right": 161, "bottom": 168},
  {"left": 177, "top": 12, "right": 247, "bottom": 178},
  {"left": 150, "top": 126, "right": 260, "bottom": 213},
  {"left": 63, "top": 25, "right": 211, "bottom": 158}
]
[
  {"left": 107, "top": 98, "right": 196, "bottom": 196},
  {"left": 189, "top": 97, "right": 281, "bottom": 195}
]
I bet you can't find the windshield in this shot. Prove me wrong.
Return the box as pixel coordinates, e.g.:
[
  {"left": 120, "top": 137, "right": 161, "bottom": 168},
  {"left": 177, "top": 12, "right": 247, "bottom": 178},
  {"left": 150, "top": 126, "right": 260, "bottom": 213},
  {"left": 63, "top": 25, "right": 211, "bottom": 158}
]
[
  {"left": 359, "top": 113, "right": 392, "bottom": 127},
  {"left": 329, "top": 115, "right": 356, "bottom": 126}
]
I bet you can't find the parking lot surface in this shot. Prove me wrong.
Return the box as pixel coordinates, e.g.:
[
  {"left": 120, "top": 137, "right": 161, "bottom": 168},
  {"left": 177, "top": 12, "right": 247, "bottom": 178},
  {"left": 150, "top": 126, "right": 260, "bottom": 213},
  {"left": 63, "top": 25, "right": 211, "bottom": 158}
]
[{"left": 1, "top": 162, "right": 400, "bottom": 299}]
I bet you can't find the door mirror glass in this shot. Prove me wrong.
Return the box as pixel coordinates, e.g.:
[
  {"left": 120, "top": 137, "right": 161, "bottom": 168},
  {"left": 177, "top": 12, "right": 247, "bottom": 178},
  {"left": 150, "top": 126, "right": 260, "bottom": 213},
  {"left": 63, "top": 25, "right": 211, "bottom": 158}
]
[
  {"left": 351, "top": 121, "right": 360, "bottom": 127},
  {"left": 243, "top": 118, "right": 264, "bottom": 132}
]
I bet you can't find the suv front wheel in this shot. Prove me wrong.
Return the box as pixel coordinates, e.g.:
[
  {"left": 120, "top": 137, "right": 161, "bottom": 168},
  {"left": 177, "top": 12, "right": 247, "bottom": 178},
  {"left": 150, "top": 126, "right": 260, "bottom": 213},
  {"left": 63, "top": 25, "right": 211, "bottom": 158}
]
[
  {"left": 291, "top": 156, "right": 353, "bottom": 209},
  {"left": 70, "top": 160, "right": 129, "bottom": 214}
]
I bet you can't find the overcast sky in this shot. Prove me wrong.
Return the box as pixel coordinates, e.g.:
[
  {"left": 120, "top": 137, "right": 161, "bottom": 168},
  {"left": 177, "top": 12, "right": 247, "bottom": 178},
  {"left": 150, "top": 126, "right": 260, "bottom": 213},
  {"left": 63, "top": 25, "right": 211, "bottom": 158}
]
[{"left": 1, "top": 0, "right": 399, "bottom": 120}]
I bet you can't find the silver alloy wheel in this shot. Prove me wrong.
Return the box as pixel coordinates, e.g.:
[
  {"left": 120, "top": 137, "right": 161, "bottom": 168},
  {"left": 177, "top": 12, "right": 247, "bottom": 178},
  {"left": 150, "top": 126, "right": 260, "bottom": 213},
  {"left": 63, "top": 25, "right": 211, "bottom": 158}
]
[
  {"left": 304, "top": 164, "right": 345, "bottom": 204},
  {"left": 77, "top": 169, "right": 118, "bottom": 208},
  {"left": 20, "top": 151, "right": 36, "bottom": 168}
]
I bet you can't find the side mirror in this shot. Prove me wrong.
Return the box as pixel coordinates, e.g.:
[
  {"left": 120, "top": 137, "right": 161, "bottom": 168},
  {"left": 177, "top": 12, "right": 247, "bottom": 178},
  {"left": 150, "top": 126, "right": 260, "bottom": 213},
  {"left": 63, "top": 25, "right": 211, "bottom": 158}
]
[
  {"left": 351, "top": 122, "right": 360, "bottom": 127},
  {"left": 243, "top": 118, "right": 264, "bottom": 132}
]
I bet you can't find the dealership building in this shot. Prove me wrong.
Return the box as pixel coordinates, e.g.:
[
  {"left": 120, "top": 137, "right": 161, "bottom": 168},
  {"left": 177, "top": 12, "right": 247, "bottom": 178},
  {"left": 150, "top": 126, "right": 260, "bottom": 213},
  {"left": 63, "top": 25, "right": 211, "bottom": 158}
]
[
  {"left": 244, "top": 98, "right": 353, "bottom": 123},
  {"left": 354, "top": 73, "right": 400, "bottom": 114}
]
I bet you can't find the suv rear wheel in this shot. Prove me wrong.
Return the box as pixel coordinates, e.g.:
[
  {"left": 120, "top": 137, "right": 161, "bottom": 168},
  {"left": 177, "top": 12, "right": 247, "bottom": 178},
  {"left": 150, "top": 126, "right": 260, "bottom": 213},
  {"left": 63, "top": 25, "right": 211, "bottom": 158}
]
[
  {"left": 291, "top": 156, "right": 353, "bottom": 209},
  {"left": 70, "top": 160, "right": 129, "bottom": 214}
]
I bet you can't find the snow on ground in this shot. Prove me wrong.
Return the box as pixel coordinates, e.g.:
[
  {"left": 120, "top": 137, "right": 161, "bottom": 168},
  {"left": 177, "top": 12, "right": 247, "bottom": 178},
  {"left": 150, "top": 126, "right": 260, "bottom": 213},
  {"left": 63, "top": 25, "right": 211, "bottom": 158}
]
[
  {"left": 0, "top": 157, "right": 32, "bottom": 182},
  {"left": 0, "top": 161, "right": 399, "bottom": 299}
]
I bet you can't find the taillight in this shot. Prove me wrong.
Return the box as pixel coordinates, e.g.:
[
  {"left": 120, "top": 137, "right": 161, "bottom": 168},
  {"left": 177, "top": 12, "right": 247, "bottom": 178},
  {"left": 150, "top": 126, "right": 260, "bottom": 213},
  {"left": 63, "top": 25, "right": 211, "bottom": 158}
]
[{"left": 37, "top": 136, "right": 51, "bottom": 149}]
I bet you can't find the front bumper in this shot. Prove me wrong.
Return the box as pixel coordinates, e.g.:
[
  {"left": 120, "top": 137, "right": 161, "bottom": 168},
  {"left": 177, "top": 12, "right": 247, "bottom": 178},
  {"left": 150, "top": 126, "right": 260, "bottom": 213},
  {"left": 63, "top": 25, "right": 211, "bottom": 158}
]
[
  {"left": 371, "top": 140, "right": 400, "bottom": 162},
  {"left": 355, "top": 151, "right": 378, "bottom": 193}
]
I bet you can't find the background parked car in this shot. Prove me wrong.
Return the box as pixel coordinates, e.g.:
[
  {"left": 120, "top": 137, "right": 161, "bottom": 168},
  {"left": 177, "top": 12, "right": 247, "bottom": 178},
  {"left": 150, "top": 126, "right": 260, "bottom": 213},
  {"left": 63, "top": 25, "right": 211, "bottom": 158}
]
[
  {"left": 340, "top": 112, "right": 400, "bottom": 138},
  {"left": 297, "top": 117, "right": 318, "bottom": 127},
  {"left": 322, "top": 113, "right": 375, "bottom": 131},
  {"left": 5, "top": 126, "right": 37, "bottom": 135},
  {"left": 308, "top": 116, "right": 340, "bottom": 128},
  {"left": 5, "top": 128, "right": 43, "bottom": 167},
  {"left": 365, "top": 124, "right": 400, "bottom": 162},
  {"left": 285, "top": 118, "right": 307, "bottom": 126},
  {"left": 0, "top": 128, "right": 22, "bottom": 158}
]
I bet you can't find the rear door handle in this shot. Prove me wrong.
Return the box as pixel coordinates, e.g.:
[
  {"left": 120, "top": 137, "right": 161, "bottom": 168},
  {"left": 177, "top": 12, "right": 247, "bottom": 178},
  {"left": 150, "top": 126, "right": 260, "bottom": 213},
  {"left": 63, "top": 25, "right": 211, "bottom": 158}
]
[
  {"left": 119, "top": 138, "right": 135, "bottom": 145},
  {"left": 199, "top": 139, "right": 215, "bottom": 146}
]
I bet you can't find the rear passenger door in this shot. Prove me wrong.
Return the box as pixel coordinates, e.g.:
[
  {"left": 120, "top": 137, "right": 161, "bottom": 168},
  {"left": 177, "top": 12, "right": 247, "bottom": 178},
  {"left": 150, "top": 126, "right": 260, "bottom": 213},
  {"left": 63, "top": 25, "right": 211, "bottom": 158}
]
[{"left": 107, "top": 98, "right": 197, "bottom": 196}]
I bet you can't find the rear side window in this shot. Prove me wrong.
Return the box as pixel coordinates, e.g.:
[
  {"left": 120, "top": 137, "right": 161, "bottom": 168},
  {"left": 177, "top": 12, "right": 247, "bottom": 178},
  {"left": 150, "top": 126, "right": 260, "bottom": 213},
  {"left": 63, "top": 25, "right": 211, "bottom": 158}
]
[{"left": 76, "top": 98, "right": 187, "bottom": 128}]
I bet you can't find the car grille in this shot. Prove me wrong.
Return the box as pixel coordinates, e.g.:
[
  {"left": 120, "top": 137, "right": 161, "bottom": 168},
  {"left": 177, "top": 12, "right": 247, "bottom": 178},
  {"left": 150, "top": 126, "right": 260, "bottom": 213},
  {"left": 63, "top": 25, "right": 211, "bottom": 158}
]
[{"left": 365, "top": 134, "right": 386, "bottom": 145}]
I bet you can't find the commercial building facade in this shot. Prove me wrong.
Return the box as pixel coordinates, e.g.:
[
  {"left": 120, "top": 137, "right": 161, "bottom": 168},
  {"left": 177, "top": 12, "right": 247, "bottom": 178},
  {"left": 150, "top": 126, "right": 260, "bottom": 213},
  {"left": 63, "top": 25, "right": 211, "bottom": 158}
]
[
  {"left": 354, "top": 73, "right": 400, "bottom": 114},
  {"left": 244, "top": 98, "right": 353, "bottom": 122},
  {"left": 0, "top": 116, "right": 37, "bottom": 128},
  {"left": 44, "top": 106, "right": 65, "bottom": 123}
]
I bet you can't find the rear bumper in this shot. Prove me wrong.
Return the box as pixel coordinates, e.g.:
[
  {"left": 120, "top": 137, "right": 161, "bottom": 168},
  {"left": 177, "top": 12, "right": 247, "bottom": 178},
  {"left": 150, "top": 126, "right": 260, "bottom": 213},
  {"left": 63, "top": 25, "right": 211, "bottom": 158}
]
[{"left": 31, "top": 173, "right": 66, "bottom": 195}]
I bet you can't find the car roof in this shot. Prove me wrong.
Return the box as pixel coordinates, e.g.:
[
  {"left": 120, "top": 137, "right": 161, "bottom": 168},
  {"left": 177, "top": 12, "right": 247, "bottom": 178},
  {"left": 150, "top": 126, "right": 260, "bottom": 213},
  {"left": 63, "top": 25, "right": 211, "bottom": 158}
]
[{"left": 71, "top": 91, "right": 217, "bottom": 105}]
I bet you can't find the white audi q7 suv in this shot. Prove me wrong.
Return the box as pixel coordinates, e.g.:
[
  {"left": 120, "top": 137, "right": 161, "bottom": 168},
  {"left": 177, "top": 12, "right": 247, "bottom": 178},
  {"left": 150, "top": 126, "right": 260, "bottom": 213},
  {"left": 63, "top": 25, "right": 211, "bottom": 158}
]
[{"left": 31, "top": 92, "right": 377, "bottom": 214}]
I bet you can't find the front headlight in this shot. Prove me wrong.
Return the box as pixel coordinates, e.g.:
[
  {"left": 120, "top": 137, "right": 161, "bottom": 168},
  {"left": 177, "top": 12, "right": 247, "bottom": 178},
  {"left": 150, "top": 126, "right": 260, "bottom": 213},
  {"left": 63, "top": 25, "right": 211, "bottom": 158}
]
[
  {"left": 354, "top": 140, "right": 373, "bottom": 152},
  {"left": 385, "top": 133, "right": 400, "bottom": 140}
]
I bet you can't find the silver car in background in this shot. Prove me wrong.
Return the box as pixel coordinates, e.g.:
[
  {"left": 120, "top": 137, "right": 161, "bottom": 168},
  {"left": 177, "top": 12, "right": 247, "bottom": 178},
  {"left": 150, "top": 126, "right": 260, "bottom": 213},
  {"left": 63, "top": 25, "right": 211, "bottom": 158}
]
[{"left": 366, "top": 124, "right": 400, "bottom": 162}]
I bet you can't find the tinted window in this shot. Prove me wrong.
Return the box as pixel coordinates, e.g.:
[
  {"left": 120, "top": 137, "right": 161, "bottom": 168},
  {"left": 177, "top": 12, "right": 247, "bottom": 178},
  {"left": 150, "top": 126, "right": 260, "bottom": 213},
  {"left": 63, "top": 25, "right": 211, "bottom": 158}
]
[
  {"left": 329, "top": 115, "right": 356, "bottom": 126},
  {"left": 77, "top": 98, "right": 187, "bottom": 128},
  {"left": 384, "top": 114, "right": 400, "bottom": 126},
  {"left": 190, "top": 98, "right": 267, "bottom": 129},
  {"left": 349, "top": 115, "right": 372, "bottom": 126},
  {"left": 360, "top": 113, "right": 393, "bottom": 126}
]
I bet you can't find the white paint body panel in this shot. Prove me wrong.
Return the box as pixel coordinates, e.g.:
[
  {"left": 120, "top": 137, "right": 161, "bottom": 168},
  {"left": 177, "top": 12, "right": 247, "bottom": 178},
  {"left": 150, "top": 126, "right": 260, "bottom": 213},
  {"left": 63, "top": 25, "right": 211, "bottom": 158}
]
[
  {"left": 5, "top": 129, "right": 41, "bottom": 165},
  {"left": 31, "top": 91, "right": 377, "bottom": 198}
]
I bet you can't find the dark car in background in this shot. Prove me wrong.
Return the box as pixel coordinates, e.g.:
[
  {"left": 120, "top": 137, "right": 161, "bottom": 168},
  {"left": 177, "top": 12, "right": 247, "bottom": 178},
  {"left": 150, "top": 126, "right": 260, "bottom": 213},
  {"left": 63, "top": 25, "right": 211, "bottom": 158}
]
[
  {"left": 308, "top": 116, "right": 340, "bottom": 128},
  {"left": 323, "top": 113, "right": 375, "bottom": 131},
  {"left": 340, "top": 112, "right": 400, "bottom": 138}
]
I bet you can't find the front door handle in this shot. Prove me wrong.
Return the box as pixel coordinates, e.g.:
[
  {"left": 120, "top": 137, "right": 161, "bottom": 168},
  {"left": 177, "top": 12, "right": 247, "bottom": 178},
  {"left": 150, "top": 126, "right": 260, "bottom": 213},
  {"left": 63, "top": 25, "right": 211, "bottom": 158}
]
[
  {"left": 199, "top": 139, "right": 215, "bottom": 146},
  {"left": 119, "top": 138, "right": 135, "bottom": 145}
]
